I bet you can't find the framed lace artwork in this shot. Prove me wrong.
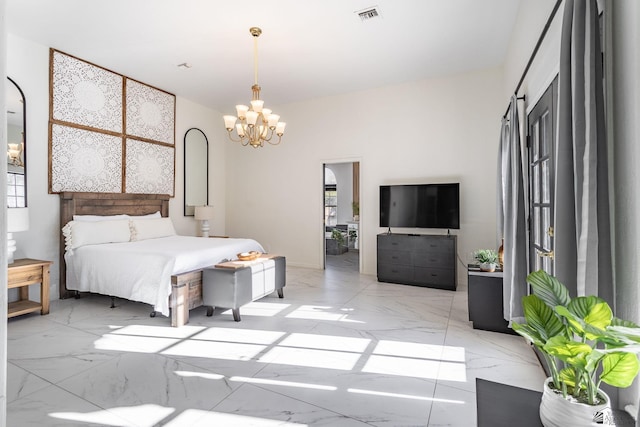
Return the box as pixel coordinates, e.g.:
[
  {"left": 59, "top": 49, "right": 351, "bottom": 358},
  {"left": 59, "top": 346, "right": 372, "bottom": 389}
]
[
  {"left": 125, "top": 139, "right": 174, "bottom": 196},
  {"left": 126, "top": 79, "right": 175, "bottom": 145},
  {"left": 50, "top": 50, "right": 123, "bottom": 133},
  {"left": 50, "top": 124, "right": 123, "bottom": 193},
  {"left": 49, "top": 49, "right": 175, "bottom": 196}
]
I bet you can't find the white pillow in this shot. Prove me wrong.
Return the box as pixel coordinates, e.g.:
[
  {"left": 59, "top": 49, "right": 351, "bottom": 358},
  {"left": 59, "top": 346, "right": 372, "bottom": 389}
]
[
  {"left": 73, "top": 214, "right": 129, "bottom": 222},
  {"left": 130, "top": 217, "right": 176, "bottom": 241},
  {"left": 129, "top": 211, "right": 162, "bottom": 219},
  {"left": 62, "top": 219, "right": 131, "bottom": 252}
]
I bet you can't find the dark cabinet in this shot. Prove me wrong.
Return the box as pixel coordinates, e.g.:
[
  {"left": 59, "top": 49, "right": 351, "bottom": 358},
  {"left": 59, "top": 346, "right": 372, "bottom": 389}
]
[
  {"left": 467, "top": 270, "right": 515, "bottom": 334},
  {"left": 377, "top": 233, "right": 457, "bottom": 290}
]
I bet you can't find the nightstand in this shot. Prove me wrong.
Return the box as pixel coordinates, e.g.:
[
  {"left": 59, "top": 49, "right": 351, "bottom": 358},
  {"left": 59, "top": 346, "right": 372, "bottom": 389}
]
[{"left": 8, "top": 258, "right": 53, "bottom": 318}]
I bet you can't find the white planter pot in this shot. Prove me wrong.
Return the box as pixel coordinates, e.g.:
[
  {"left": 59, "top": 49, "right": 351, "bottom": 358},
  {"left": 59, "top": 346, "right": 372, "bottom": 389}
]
[
  {"left": 479, "top": 262, "right": 497, "bottom": 272},
  {"left": 540, "top": 378, "right": 610, "bottom": 427}
]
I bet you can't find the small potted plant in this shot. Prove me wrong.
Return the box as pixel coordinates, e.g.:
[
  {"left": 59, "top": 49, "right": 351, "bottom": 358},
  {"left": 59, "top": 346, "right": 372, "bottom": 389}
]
[
  {"left": 473, "top": 249, "right": 499, "bottom": 272},
  {"left": 326, "top": 228, "right": 348, "bottom": 255},
  {"left": 352, "top": 201, "right": 360, "bottom": 221},
  {"left": 512, "top": 270, "right": 640, "bottom": 426}
]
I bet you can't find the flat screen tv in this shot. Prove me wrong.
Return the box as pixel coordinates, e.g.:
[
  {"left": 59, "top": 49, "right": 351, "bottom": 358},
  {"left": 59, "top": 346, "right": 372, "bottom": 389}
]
[{"left": 380, "top": 183, "right": 460, "bottom": 229}]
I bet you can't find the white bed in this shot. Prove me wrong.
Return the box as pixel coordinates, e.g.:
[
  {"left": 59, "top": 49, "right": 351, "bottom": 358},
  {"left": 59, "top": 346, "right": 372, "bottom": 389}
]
[
  {"left": 65, "top": 235, "right": 264, "bottom": 316},
  {"left": 58, "top": 192, "right": 272, "bottom": 327}
]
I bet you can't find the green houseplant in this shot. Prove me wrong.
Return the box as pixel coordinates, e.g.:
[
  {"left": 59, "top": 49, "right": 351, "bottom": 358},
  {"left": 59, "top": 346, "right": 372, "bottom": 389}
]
[
  {"left": 512, "top": 270, "right": 640, "bottom": 425},
  {"left": 352, "top": 201, "right": 360, "bottom": 221},
  {"left": 473, "top": 249, "right": 499, "bottom": 272}
]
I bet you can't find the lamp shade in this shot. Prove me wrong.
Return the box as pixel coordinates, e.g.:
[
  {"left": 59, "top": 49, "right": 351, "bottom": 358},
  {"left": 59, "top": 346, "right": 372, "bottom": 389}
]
[
  {"left": 7, "top": 207, "right": 29, "bottom": 232},
  {"left": 194, "top": 206, "right": 214, "bottom": 221}
]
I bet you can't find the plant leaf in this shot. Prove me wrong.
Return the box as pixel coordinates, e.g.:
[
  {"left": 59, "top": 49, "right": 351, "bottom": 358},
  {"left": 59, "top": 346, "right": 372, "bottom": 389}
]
[
  {"left": 559, "top": 367, "right": 577, "bottom": 388},
  {"left": 569, "top": 297, "right": 612, "bottom": 329},
  {"left": 543, "top": 335, "right": 591, "bottom": 369},
  {"left": 612, "top": 317, "right": 640, "bottom": 328},
  {"left": 527, "top": 270, "right": 571, "bottom": 309},
  {"left": 557, "top": 299, "right": 612, "bottom": 341},
  {"left": 511, "top": 322, "right": 546, "bottom": 348},
  {"left": 518, "top": 295, "right": 565, "bottom": 342},
  {"left": 600, "top": 352, "right": 640, "bottom": 388}
]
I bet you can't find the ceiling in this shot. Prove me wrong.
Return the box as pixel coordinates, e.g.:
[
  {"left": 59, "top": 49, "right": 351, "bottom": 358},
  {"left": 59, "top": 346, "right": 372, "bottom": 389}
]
[{"left": 7, "top": 0, "right": 521, "bottom": 113}]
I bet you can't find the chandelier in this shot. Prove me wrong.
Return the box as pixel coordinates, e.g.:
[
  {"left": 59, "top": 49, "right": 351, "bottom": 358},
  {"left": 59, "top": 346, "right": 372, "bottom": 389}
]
[{"left": 223, "top": 27, "right": 286, "bottom": 148}]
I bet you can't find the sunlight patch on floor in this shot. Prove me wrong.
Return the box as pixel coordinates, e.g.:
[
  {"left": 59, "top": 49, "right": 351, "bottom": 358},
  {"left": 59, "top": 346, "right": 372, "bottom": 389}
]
[
  {"left": 374, "top": 340, "right": 465, "bottom": 362},
  {"left": 230, "top": 376, "right": 337, "bottom": 391},
  {"left": 362, "top": 355, "right": 441, "bottom": 380},
  {"left": 279, "top": 333, "right": 370, "bottom": 352},
  {"left": 174, "top": 370, "right": 225, "bottom": 380},
  {"left": 49, "top": 404, "right": 174, "bottom": 427},
  {"left": 286, "top": 305, "right": 350, "bottom": 321},
  {"left": 259, "top": 346, "right": 361, "bottom": 370},
  {"left": 163, "top": 409, "right": 308, "bottom": 426},
  {"left": 219, "top": 301, "right": 290, "bottom": 317},
  {"left": 95, "top": 334, "right": 180, "bottom": 354},
  {"left": 348, "top": 388, "right": 465, "bottom": 404},
  {"left": 109, "top": 324, "right": 205, "bottom": 339},
  {"left": 162, "top": 340, "right": 266, "bottom": 361},
  {"left": 192, "top": 327, "right": 285, "bottom": 345}
]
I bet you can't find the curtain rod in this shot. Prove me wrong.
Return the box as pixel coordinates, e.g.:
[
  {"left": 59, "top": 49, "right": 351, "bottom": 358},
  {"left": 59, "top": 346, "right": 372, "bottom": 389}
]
[
  {"left": 503, "top": 96, "right": 527, "bottom": 119},
  {"left": 502, "top": 0, "right": 564, "bottom": 118}
]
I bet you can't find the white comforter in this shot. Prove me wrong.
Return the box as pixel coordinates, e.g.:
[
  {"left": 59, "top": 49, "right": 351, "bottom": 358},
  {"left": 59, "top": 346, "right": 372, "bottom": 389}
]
[{"left": 65, "top": 236, "right": 265, "bottom": 316}]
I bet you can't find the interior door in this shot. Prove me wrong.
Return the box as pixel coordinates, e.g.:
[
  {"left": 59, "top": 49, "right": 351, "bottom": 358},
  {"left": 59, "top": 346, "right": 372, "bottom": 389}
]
[{"left": 528, "top": 77, "right": 557, "bottom": 274}]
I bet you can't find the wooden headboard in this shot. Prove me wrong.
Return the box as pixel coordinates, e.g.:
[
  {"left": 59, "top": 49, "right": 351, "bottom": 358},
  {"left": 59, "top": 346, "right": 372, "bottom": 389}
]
[{"left": 59, "top": 192, "right": 170, "bottom": 299}]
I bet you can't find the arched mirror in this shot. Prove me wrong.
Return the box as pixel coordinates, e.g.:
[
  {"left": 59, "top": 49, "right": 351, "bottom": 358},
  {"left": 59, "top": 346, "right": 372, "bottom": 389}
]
[
  {"left": 6, "top": 77, "right": 26, "bottom": 208},
  {"left": 184, "top": 128, "right": 208, "bottom": 216}
]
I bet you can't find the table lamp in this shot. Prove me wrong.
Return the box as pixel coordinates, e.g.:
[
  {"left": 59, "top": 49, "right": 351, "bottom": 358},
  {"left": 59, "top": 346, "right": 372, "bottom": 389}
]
[
  {"left": 194, "top": 206, "right": 214, "bottom": 238},
  {"left": 7, "top": 207, "right": 29, "bottom": 264}
]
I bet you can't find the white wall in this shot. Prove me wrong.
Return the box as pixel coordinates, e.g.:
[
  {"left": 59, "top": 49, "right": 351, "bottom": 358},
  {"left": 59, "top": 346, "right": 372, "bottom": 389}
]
[
  {"left": 503, "top": 0, "right": 560, "bottom": 104},
  {"left": 225, "top": 67, "right": 505, "bottom": 281},
  {"left": 6, "top": 34, "right": 224, "bottom": 302}
]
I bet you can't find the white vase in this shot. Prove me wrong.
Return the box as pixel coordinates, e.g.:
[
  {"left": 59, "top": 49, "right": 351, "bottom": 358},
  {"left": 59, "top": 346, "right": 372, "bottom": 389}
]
[
  {"left": 479, "top": 262, "right": 496, "bottom": 272},
  {"left": 540, "top": 378, "right": 611, "bottom": 427}
]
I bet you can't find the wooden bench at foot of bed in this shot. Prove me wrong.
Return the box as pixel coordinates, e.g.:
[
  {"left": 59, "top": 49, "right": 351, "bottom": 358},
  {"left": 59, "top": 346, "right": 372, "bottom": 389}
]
[{"left": 170, "top": 269, "right": 204, "bottom": 327}]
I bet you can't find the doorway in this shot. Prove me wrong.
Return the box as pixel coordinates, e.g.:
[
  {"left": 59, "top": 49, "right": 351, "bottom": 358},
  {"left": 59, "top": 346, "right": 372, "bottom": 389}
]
[{"left": 323, "top": 161, "right": 360, "bottom": 272}]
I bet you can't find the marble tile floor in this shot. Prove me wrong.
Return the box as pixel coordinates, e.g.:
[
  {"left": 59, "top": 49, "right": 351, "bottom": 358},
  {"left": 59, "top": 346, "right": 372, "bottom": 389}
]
[{"left": 7, "top": 265, "right": 546, "bottom": 427}]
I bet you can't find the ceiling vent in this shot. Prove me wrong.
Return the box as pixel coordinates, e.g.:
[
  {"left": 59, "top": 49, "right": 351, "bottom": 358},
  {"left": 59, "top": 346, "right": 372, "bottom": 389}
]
[{"left": 355, "top": 6, "right": 381, "bottom": 22}]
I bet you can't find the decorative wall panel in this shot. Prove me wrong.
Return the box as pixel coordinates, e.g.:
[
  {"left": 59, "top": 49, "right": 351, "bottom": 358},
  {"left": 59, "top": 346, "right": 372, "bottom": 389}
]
[
  {"left": 49, "top": 49, "right": 175, "bottom": 196},
  {"left": 51, "top": 51, "right": 123, "bottom": 133},
  {"left": 50, "top": 124, "right": 123, "bottom": 193},
  {"left": 126, "top": 80, "right": 175, "bottom": 145},
  {"left": 125, "top": 138, "right": 174, "bottom": 196}
]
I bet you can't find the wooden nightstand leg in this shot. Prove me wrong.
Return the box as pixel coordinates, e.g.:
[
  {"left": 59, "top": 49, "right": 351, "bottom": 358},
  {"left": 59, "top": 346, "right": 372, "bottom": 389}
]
[{"left": 41, "top": 264, "right": 50, "bottom": 315}]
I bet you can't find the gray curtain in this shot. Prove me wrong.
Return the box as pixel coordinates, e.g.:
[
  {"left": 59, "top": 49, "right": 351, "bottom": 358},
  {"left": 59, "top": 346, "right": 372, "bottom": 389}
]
[
  {"left": 497, "top": 95, "right": 528, "bottom": 322},
  {"left": 555, "top": 0, "right": 613, "bottom": 303}
]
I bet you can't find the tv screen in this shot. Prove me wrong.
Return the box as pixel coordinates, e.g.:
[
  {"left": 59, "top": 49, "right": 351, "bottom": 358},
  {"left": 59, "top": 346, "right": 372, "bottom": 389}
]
[{"left": 379, "top": 183, "right": 460, "bottom": 229}]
